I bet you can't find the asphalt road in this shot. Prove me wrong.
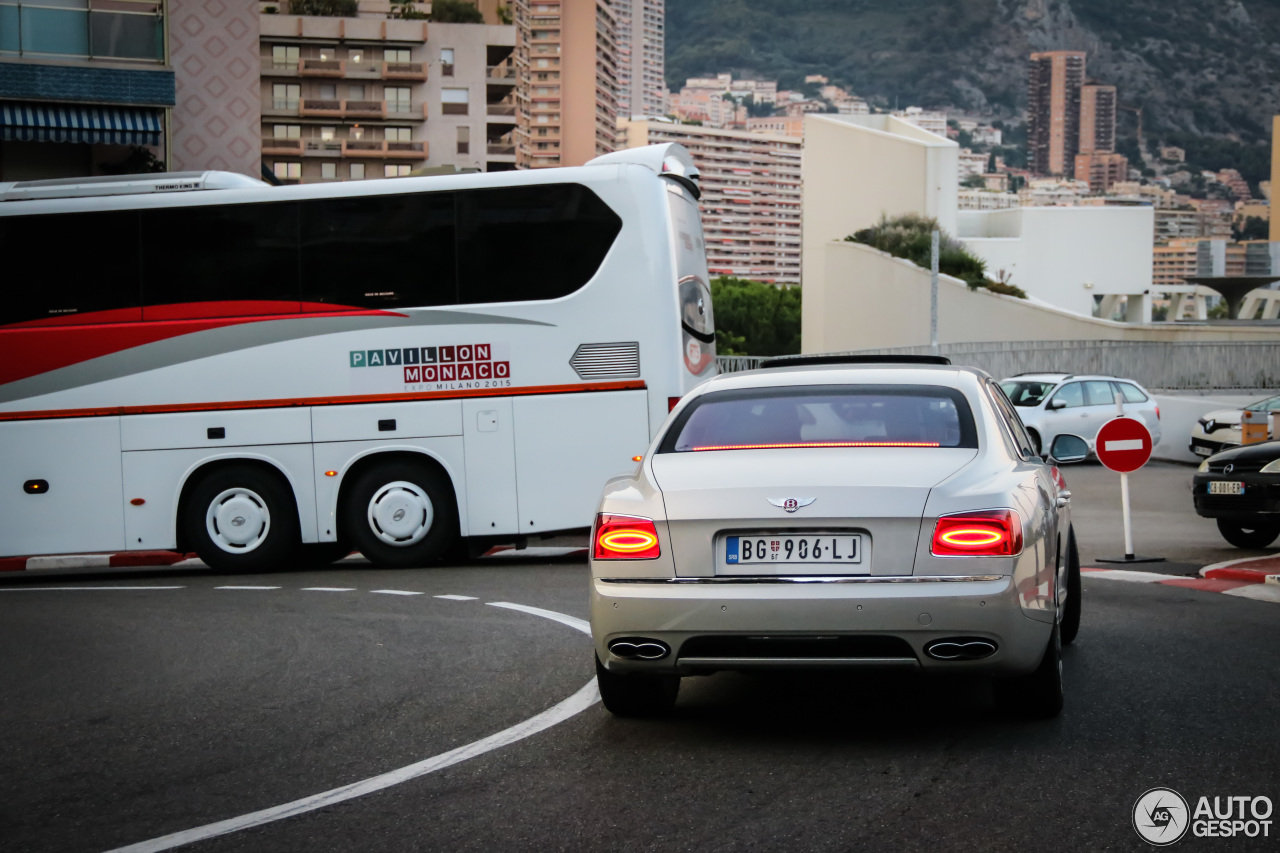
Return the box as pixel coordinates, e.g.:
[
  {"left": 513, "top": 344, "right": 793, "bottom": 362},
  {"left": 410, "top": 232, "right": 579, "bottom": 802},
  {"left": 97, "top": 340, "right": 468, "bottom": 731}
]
[{"left": 2, "top": 461, "right": 1278, "bottom": 853}]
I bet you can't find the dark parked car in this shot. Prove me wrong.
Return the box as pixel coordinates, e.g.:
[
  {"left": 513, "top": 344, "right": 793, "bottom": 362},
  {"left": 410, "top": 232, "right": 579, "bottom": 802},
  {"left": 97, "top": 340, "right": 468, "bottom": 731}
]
[{"left": 1193, "top": 440, "right": 1280, "bottom": 548}]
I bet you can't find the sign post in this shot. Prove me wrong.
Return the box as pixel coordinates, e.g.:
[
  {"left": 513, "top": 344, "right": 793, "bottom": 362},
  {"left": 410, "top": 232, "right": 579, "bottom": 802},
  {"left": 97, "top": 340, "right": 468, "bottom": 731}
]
[{"left": 1095, "top": 393, "right": 1165, "bottom": 564}]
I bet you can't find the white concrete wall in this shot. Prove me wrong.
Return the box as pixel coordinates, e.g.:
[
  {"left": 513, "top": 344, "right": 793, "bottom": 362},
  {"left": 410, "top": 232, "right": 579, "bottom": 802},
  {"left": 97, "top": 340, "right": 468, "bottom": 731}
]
[
  {"left": 812, "top": 240, "right": 1280, "bottom": 352},
  {"left": 958, "top": 206, "right": 1155, "bottom": 318},
  {"left": 801, "top": 114, "right": 958, "bottom": 353}
]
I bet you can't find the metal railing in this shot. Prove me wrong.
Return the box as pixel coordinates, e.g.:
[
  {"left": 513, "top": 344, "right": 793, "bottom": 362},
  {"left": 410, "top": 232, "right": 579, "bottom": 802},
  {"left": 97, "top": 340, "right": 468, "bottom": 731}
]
[
  {"left": 716, "top": 340, "right": 1280, "bottom": 389},
  {"left": 0, "top": 0, "right": 164, "bottom": 62}
]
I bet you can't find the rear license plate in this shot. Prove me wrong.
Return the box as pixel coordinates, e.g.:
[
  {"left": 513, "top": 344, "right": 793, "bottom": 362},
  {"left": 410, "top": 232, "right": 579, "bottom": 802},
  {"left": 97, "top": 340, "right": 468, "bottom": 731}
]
[
  {"left": 1209, "top": 481, "right": 1245, "bottom": 495},
  {"left": 1193, "top": 445, "right": 1212, "bottom": 456},
  {"left": 724, "top": 534, "right": 864, "bottom": 571}
]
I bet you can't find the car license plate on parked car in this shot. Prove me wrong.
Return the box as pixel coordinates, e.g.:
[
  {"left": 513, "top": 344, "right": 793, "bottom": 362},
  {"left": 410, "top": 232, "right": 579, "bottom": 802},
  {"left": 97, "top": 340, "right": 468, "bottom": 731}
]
[
  {"left": 1209, "top": 481, "right": 1245, "bottom": 495},
  {"left": 1193, "top": 445, "right": 1213, "bottom": 456},
  {"left": 723, "top": 534, "right": 864, "bottom": 572}
]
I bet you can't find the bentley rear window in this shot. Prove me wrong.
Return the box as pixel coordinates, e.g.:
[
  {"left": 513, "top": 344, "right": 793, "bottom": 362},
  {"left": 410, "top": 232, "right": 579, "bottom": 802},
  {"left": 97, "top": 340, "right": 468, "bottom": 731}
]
[{"left": 661, "top": 385, "right": 978, "bottom": 452}]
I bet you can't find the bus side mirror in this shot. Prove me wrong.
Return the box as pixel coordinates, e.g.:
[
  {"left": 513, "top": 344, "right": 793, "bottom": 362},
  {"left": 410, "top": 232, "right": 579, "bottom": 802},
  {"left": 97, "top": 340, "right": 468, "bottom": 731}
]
[{"left": 1048, "top": 434, "right": 1089, "bottom": 464}]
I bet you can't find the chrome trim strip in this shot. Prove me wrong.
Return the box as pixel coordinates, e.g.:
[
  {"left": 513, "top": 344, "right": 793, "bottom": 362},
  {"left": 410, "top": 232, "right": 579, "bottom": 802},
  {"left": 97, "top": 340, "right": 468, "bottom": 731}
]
[
  {"left": 597, "top": 574, "right": 1006, "bottom": 585},
  {"left": 677, "top": 656, "right": 920, "bottom": 668}
]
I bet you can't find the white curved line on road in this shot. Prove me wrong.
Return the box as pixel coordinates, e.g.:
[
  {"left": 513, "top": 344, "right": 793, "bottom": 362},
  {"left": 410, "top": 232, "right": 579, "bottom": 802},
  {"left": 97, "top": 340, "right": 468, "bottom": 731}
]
[{"left": 105, "top": 602, "right": 600, "bottom": 853}]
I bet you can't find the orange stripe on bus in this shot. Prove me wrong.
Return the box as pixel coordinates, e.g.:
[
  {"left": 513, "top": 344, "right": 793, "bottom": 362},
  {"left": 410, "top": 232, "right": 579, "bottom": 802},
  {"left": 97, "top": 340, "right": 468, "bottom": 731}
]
[{"left": 0, "top": 380, "right": 648, "bottom": 422}]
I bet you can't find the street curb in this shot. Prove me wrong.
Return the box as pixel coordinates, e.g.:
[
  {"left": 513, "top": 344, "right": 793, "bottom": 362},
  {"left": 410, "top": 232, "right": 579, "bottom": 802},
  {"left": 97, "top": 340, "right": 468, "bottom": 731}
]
[
  {"left": 1198, "top": 553, "right": 1280, "bottom": 584},
  {"left": 1, "top": 551, "right": 195, "bottom": 572},
  {"left": 1083, "top": 566, "right": 1279, "bottom": 604}
]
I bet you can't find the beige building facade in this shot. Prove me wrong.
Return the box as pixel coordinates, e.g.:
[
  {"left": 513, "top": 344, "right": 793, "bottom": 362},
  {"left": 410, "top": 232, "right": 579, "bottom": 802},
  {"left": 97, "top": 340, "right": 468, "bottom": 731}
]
[
  {"left": 1027, "top": 51, "right": 1085, "bottom": 177},
  {"left": 621, "top": 118, "right": 801, "bottom": 284},
  {"left": 612, "top": 0, "right": 665, "bottom": 117},
  {"left": 513, "top": 0, "right": 618, "bottom": 168}
]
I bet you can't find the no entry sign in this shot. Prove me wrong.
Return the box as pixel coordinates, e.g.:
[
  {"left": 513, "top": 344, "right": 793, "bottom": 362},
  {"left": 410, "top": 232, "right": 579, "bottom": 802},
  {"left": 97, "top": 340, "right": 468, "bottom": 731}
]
[{"left": 1095, "top": 416, "right": 1153, "bottom": 473}]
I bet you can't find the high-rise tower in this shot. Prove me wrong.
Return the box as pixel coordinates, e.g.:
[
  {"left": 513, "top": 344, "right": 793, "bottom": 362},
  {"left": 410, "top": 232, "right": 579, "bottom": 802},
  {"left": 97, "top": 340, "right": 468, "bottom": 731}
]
[
  {"left": 1027, "top": 50, "right": 1086, "bottom": 176},
  {"left": 613, "top": 0, "right": 666, "bottom": 117}
]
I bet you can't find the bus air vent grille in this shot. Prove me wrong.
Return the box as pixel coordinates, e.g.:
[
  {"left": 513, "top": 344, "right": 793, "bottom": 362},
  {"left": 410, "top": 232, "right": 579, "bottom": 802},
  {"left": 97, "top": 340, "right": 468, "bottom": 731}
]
[{"left": 569, "top": 342, "right": 641, "bottom": 380}]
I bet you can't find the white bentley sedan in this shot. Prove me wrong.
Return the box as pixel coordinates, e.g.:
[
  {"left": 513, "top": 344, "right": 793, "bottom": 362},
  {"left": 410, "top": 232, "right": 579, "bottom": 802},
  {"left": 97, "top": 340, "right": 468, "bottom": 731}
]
[{"left": 590, "top": 357, "right": 1085, "bottom": 719}]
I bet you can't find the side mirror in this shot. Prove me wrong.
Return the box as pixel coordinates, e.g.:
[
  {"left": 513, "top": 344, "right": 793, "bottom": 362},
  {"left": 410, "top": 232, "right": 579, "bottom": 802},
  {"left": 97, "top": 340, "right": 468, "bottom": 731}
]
[
  {"left": 1048, "top": 434, "right": 1089, "bottom": 464},
  {"left": 1047, "top": 398, "right": 1067, "bottom": 411}
]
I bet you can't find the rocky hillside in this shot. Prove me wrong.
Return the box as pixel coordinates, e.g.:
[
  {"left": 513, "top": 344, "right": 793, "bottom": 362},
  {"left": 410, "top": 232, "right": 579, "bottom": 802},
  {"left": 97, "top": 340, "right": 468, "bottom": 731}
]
[{"left": 667, "top": 0, "right": 1280, "bottom": 147}]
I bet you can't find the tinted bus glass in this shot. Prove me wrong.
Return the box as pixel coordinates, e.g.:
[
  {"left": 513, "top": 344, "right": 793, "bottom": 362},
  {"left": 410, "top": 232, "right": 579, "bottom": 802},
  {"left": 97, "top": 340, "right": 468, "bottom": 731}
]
[
  {"left": 660, "top": 386, "right": 978, "bottom": 452},
  {"left": 0, "top": 210, "right": 141, "bottom": 326},
  {"left": 141, "top": 202, "right": 301, "bottom": 319},
  {"left": 300, "top": 192, "right": 457, "bottom": 310},
  {"left": 456, "top": 184, "right": 621, "bottom": 304}
]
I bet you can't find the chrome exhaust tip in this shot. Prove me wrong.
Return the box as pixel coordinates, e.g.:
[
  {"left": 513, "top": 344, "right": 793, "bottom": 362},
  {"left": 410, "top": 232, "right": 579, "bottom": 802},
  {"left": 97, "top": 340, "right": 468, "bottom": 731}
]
[
  {"left": 924, "top": 638, "right": 998, "bottom": 661},
  {"left": 608, "top": 638, "right": 671, "bottom": 661}
]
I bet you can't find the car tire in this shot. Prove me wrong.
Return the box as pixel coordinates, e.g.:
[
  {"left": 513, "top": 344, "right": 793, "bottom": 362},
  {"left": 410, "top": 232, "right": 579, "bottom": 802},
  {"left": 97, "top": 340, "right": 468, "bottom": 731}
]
[
  {"left": 595, "top": 655, "right": 680, "bottom": 717},
  {"left": 993, "top": 622, "right": 1063, "bottom": 719},
  {"left": 184, "top": 463, "right": 299, "bottom": 573},
  {"left": 1216, "top": 518, "right": 1280, "bottom": 549},
  {"left": 342, "top": 458, "right": 459, "bottom": 568},
  {"left": 1060, "top": 528, "right": 1082, "bottom": 646}
]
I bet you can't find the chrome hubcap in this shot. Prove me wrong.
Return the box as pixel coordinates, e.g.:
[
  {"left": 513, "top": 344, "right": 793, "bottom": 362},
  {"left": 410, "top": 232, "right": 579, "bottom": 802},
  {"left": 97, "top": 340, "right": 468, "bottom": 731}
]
[{"left": 367, "top": 481, "right": 433, "bottom": 547}]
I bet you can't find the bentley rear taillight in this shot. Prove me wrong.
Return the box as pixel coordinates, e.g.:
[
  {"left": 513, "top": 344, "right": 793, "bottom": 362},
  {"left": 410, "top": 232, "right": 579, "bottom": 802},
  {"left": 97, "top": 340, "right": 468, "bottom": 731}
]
[
  {"left": 593, "top": 514, "right": 661, "bottom": 560},
  {"left": 931, "top": 510, "right": 1023, "bottom": 557}
]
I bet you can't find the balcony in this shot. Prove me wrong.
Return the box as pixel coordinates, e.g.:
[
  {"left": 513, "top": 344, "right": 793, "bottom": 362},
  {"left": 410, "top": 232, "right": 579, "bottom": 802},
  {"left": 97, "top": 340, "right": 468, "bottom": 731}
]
[
  {"left": 259, "top": 57, "right": 426, "bottom": 81},
  {"left": 0, "top": 0, "right": 164, "bottom": 63},
  {"left": 487, "top": 143, "right": 515, "bottom": 157},
  {"left": 262, "top": 137, "right": 303, "bottom": 155},
  {"left": 487, "top": 65, "right": 516, "bottom": 83},
  {"left": 273, "top": 99, "right": 421, "bottom": 121}
]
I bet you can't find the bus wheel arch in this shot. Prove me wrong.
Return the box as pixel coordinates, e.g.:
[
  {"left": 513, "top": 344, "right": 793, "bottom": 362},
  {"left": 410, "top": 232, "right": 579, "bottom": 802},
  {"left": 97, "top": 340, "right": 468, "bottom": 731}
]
[
  {"left": 178, "top": 459, "right": 301, "bottom": 572},
  {"left": 336, "top": 451, "right": 461, "bottom": 568}
]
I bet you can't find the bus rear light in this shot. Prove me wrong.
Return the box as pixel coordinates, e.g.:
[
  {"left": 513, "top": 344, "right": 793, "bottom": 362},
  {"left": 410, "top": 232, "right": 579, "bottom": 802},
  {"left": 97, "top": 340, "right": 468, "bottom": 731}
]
[
  {"left": 668, "top": 396, "right": 682, "bottom": 411},
  {"left": 593, "top": 514, "right": 661, "bottom": 560},
  {"left": 324, "top": 470, "right": 338, "bottom": 477},
  {"left": 931, "top": 510, "right": 1023, "bottom": 557}
]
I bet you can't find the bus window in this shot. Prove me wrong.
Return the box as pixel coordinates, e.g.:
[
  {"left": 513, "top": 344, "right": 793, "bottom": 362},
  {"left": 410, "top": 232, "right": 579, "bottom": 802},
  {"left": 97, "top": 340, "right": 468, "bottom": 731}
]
[
  {"left": 300, "top": 192, "right": 457, "bottom": 310},
  {"left": 456, "top": 183, "right": 621, "bottom": 305},
  {"left": 667, "top": 185, "right": 715, "bottom": 375},
  {"left": 0, "top": 210, "right": 142, "bottom": 326},
  {"left": 141, "top": 202, "right": 301, "bottom": 320}
]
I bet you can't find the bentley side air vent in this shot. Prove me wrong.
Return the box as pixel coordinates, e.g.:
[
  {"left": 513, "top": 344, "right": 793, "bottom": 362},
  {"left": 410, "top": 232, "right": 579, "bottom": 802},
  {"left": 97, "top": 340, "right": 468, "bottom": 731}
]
[{"left": 569, "top": 342, "right": 641, "bottom": 380}]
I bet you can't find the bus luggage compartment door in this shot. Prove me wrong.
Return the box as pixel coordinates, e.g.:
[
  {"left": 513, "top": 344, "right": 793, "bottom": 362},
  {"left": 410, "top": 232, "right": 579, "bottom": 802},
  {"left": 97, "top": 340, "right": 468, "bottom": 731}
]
[
  {"left": 0, "top": 418, "right": 127, "bottom": 557},
  {"left": 462, "top": 398, "right": 518, "bottom": 536},
  {"left": 512, "top": 389, "right": 650, "bottom": 533}
]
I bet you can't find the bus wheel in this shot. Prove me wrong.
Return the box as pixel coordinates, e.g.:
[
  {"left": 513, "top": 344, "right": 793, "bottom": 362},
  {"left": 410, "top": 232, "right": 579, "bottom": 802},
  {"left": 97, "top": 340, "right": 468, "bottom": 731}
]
[
  {"left": 185, "top": 464, "right": 299, "bottom": 573},
  {"left": 342, "top": 459, "right": 458, "bottom": 568}
]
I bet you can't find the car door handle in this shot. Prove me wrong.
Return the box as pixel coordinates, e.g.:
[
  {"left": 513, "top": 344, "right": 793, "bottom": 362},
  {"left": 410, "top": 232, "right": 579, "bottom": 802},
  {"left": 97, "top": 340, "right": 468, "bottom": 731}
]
[{"left": 1056, "top": 491, "right": 1071, "bottom": 507}]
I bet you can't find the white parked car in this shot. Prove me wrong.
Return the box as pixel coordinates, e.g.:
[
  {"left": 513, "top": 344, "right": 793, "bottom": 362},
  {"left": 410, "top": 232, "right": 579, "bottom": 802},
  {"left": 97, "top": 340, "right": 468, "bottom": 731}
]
[
  {"left": 1189, "top": 393, "right": 1280, "bottom": 458},
  {"left": 590, "top": 356, "right": 1086, "bottom": 719},
  {"left": 998, "top": 373, "right": 1161, "bottom": 458}
]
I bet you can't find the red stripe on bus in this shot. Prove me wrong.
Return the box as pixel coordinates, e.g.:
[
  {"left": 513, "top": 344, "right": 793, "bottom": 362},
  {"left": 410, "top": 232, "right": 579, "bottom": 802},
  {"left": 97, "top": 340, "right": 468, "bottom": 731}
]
[
  {"left": 0, "top": 304, "right": 401, "bottom": 387},
  {"left": 0, "top": 380, "right": 648, "bottom": 422}
]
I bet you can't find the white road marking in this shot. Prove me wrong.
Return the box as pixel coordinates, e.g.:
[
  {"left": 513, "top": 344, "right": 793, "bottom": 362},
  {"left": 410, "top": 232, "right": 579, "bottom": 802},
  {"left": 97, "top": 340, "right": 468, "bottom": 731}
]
[
  {"left": 487, "top": 601, "right": 591, "bottom": 635},
  {"left": 1103, "top": 439, "right": 1144, "bottom": 452},
  {"left": 433, "top": 594, "right": 478, "bottom": 601},
  {"left": 0, "top": 586, "right": 185, "bottom": 592},
  {"left": 216, "top": 586, "right": 281, "bottom": 590},
  {"left": 301, "top": 587, "right": 356, "bottom": 592},
  {"left": 25, "top": 554, "right": 112, "bottom": 570},
  {"left": 371, "top": 590, "right": 424, "bottom": 596},
  {"left": 1084, "top": 569, "right": 1185, "bottom": 584},
  {"left": 1224, "top": 584, "right": 1280, "bottom": 604},
  {"left": 106, "top": 602, "right": 599, "bottom": 853}
]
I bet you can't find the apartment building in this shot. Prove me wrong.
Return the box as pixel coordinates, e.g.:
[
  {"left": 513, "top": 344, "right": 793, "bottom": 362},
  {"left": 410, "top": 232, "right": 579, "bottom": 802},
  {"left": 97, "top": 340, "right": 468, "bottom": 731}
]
[
  {"left": 892, "top": 106, "right": 947, "bottom": 137},
  {"left": 620, "top": 118, "right": 802, "bottom": 285},
  {"left": 612, "top": 0, "right": 665, "bottom": 117},
  {"left": 745, "top": 115, "right": 804, "bottom": 138},
  {"left": 1027, "top": 51, "right": 1085, "bottom": 177},
  {"left": 1153, "top": 238, "right": 1246, "bottom": 289},
  {"left": 1154, "top": 208, "right": 1233, "bottom": 243},
  {"left": 1073, "top": 82, "right": 1127, "bottom": 192},
  {"left": 513, "top": 0, "right": 618, "bottom": 168},
  {"left": 1, "top": 0, "right": 260, "bottom": 180},
  {"left": 259, "top": 11, "right": 516, "bottom": 183}
]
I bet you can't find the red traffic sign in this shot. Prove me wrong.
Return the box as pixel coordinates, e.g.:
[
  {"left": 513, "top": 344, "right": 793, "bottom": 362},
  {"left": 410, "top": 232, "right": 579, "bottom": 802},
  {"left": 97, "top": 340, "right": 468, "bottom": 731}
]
[{"left": 1095, "top": 416, "right": 1153, "bottom": 473}]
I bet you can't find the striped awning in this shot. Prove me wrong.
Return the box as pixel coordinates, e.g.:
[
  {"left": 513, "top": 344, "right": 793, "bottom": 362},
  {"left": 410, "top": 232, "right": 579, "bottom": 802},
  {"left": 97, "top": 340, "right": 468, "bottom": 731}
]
[{"left": 0, "top": 101, "right": 163, "bottom": 146}]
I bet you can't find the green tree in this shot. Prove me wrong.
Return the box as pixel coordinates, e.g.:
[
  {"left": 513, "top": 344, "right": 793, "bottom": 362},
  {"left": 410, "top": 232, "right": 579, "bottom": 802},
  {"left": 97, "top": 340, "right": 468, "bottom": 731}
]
[
  {"left": 709, "top": 276, "right": 802, "bottom": 356},
  {"left": 289, "top": 0, "right": 358, "bottom": 15},
  {"left": 429, "top": 0, "right": 483, "bottom": 22},
  {"left": 961, "top": 174, "right": 986, "bottom": 188},
  {"left": 389, "top": 0, "right": 427, "bottom": 19},
  {"left": 1234, "top": 215, "right": 1269, "bottom": 241}
]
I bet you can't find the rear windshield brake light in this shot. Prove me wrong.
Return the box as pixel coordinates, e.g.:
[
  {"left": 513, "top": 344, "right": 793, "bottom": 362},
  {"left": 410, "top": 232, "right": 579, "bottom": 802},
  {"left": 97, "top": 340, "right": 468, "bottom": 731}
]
[{"left": 690, "top": 441, "right": 941, "bottom": 451}]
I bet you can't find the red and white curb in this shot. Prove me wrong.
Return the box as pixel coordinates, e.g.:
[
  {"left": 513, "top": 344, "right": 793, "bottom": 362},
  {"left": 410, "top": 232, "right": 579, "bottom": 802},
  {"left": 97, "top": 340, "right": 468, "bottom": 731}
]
[
  {"left": 1, "top": 546, "right": 588, "bottom": 572},
  {"left": 1084, "top": 553, "right": 1280, "bottom": 605}
]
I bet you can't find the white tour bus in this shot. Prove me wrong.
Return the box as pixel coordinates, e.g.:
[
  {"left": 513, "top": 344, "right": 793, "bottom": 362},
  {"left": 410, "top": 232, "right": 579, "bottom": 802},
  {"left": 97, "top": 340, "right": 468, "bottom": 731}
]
[{"left": 0, "top": 144, "right": 717, "bottom": 570}]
